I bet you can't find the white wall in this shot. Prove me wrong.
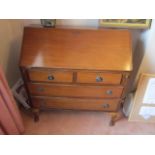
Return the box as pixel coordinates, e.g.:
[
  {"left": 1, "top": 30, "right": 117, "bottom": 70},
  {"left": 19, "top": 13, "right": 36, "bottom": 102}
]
[
  {"left": 137, "top": 20, "right": 155, "bottom": 74},
  {"left": 22, "top": 19, "right": 99, "bottom": 28},
  {"left": 56, "top": 19, "right": 98, "bottom": 28},
  {"left": 0, "top": 20, "right": 24, "bottom": 87},
  {"left": 131, "top": 20, "right": 155, "bottom": 89}
]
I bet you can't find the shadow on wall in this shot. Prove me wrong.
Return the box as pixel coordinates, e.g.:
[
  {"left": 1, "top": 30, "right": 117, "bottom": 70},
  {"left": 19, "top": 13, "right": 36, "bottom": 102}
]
[
  {"left": 128, "top": 30, "right": 149, "bottom": 92},
  {"left": 123, "top": 20, "right": 155, "bottom": 94},
  {"left": 0, "top": 20, "right": 24, "bottom": 88},
  {"left": 6, "top": 39, "right": 22, "bottom": 87}
]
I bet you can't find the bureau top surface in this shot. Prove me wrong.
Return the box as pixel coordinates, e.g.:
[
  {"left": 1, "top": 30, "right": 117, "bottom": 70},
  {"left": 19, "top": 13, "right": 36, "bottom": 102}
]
[{"left": 20, "top": 27, "right": 132, "bottom": 71}]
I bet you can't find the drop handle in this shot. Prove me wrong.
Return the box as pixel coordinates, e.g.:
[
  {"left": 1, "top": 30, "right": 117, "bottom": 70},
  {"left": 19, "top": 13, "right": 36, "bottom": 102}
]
[
  {"left": 102, "top": 103, "right": 110, "bottom": 108},
  {"left": 96, "top": 76, "right": 103, "bottom": 82},
  {"left": 106, "top": 90, "right": 113, "bottom": 95},
  {"left": 37, "top": 87, "right": 44, "bottom": 92},
  {"left": 48, "top": 75, "right": 55, "bottom": 80}
]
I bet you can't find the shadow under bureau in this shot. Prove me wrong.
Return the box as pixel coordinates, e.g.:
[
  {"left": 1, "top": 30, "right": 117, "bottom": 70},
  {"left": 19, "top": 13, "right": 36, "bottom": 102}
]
[{"left": 19, "top": 27, "right": 133, "bottom": 125}]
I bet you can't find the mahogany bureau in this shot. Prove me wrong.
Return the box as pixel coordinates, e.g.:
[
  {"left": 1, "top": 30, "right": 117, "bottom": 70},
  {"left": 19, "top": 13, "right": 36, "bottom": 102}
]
[{"left": 19, "top": 27, "right": 132, "bottom": 125}]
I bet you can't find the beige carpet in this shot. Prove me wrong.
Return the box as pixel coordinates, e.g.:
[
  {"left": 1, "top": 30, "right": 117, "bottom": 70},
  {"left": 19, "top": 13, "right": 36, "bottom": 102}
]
[{"left": 21, "top": 110, "right": 155, "bottom": 135}]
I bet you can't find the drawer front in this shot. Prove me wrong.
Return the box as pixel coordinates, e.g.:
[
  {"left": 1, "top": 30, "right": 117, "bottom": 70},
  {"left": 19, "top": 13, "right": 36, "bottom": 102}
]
[
  {"left": 77, "top": 72, "right": 122, "bottom": 84},
  {"left": 28, "top": 83, "right": 123, "bottom": 98},
  {"left": 28, "top": 69, "right": 73, "bottom": 83},
  {"left": 32, "top": 97, "right": 120, "bottom": 111}
]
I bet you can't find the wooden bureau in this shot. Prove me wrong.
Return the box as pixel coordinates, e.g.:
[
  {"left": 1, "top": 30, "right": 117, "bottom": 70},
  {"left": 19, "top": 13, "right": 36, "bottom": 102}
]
[{"left": 19, "top": 27, "right": 132, "bottom": 125}]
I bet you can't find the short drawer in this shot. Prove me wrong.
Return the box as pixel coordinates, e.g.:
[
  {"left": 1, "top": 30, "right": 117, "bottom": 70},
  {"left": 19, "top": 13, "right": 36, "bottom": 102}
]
[
  {"left": 77, "top": 72, "right": 122, "bottom": 84},
  {"left": 28, "top": 83, "right": 123, "bottom": 98},
  {"left": 31, "top": 97, "right": 120, "bottom": 112},
  {"left": 28, "top": 69, "right": 73, "bottom": 83}
]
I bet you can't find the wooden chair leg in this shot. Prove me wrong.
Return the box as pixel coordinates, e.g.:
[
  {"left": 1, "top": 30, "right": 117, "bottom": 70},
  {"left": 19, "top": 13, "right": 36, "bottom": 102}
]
[
  {"left": 33, "top": 108, "right": 40, "bottom": 122},
  {"left": 109, "top": 110, "right": 124, "bottom": 126}
]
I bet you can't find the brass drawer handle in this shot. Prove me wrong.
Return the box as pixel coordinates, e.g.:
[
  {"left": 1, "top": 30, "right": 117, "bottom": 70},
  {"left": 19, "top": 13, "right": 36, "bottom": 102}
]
[
  {"left": 48, "top": 75, "right": 55, "bottom": 80},
  {"left": 102, "top": 103, "right": 110, "bottom": 108},
  {"left": 106, "top": 90, "right": 113, "bottom": 95},
  {"left": 37, "top": 87, "right": 44, "bottom": 92},
  {"left": 96, "top": 76, "right": 103, "bottom": 82}
]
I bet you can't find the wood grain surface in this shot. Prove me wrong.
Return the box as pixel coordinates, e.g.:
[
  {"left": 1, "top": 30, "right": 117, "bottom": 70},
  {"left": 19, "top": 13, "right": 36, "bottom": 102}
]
[
  {"left": 32, "top": 96, "right": 120, "bottom": 111},
  {"left": 28, "top": 83, "right": 123, "bottom": 98},
  {"left": 20, "top": 27, "right": 132, "bottom": 71}
]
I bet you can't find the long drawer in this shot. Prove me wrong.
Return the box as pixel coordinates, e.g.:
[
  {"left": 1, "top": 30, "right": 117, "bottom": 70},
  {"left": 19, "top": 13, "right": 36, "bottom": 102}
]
[
  {"left": 31, "top": 97, "right": 120, "bottom": 111},
  {"left": 28, "top": 83, "right": 123, "bottom": 98}
]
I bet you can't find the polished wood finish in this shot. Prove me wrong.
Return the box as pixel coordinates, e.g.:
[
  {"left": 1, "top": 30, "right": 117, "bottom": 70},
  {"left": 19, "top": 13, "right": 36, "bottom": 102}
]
[
  {"left": 28, "top": 83, "right": 123, "bottom": 98},
  {"left": 20, "top": 27, "right": 133, "bottom": 125},
  {"left": 77, "top": 72, "right": 122, "bottom": 84},
  {"left": 20, "top": 27, "right": 132, "bottom": 71},
  {"left": 32, "top": 97, "right": 120, "bottom": 111},
  {"left": 28, "top": 69, "right": 73, "bottom": 83}
]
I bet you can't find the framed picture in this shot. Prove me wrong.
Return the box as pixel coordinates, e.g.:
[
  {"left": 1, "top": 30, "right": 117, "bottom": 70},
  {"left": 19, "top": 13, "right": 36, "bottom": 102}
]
[
  {"left": 129, "top": 74, "right": 155, "bottom": 123},
  {"left": 99, "top": 19, "right": 152, "bottom": 29},
  {"left": 40, "top": 19, "right": 56, "bottom": 27}
]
